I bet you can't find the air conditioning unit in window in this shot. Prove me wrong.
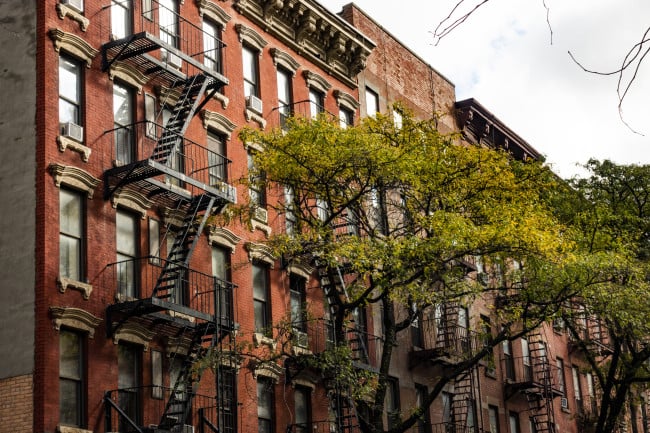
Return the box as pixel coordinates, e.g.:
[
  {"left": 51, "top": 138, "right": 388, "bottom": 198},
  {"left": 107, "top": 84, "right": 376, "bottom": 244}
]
[
  {"left": 163, "top": 51, "right": 183, "bottom": 70},
  {"left": 60, "top": 121, "right": 84, "bottom": 142},
  {"left": 253, "top": 206, "right": 268, "bottom": 224},
  {"left": 246, "top": 95, "right": 263, "bottom": 115},
  {"left": 560, "top": 397, "right": 569, "bottom": 409},
  {"left": 60, "top": 0, "right": 84, "bottom": 13},
  {"left": 293, "top": 330, "right": 308, "bottom": 348}
]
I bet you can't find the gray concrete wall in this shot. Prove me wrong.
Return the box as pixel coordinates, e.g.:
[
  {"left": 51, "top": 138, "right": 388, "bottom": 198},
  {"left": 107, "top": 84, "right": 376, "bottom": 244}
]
[{"left": 0, "top": 0, "right": 37, "bottom": 378}]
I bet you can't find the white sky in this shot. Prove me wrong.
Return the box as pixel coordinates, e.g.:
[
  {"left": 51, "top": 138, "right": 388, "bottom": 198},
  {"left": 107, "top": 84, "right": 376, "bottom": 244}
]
[{"left": 318, "top": 0, "right": 650, "bottom": 179}]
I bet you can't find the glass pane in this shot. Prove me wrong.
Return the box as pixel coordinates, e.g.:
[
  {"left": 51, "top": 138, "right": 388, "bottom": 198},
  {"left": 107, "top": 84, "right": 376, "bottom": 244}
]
[
  {"left": 60, "top": 235, "right": 80, "bottom": 281},
  {"left": 59, "top": 58, "right": 80, "bottom": 103},
  {"left": 113, "top": 84, "right": 133, "bottom": 126},
  {"left": 203, "top": 21, "right": 219, "bottom": 71},
  {"left": 257, "top": 380, "right": 272, "bottom": 418},
  {"left": 252, "top": 265, "right": 268, "bottom": 300},
  {"left": 60, "top": 379, "right": 81, "bottom": 426},
  {"left": 60, "top": 330, "right": 81, "bottom": 379},
  {"left": 118, "top": 345, "right": 137, "bottom": 389},
  {"left": 159, "top": 0, "right": 177, "bottom": 46},
  {"left": 111, "top": 0, "right": 131, "bottom": 39},
  {"left": 212, "top": 247, "right": 228, "bottom": 280},
  {"left": 294, "top": 388, "right": 308, "bottom": 424},
  {"left": 277, "top": 70, "right": 291, "bottom": 107},
  {"left": 59, "top": 99, "right": 78, "bottom": 125},
  {"left": 60, "top": 189, "right": 82, "bottom": 236},
  {"left": 116, "top": 212, "right": 137, "bottom": 256},
  {"left": 254, "top": 300, "right": 266, "bottom": 331},
  {"left": 243, "top": 47, "right": 256, "bottom": 83}
]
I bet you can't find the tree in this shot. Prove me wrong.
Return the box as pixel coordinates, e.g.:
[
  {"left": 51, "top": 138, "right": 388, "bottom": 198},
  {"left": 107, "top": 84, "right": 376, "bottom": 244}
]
[
  {"left": 232, "top": 110, "right": 579, "bottom": 433},
  {"left": 552, "top": 160, "right": 650, "bottom": 433}
]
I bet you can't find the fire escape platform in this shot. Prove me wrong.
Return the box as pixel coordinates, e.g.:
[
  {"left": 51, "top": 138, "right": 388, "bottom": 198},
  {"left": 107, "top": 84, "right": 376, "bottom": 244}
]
[
  {"left": 505, "top": 380, "right": 563, "bottom": 400},
  {"left": 102, "top": 32, "right": 229, "bottom": 88},
  {"left": 104, "top": 158, "right": 237, "bottom": 207}
]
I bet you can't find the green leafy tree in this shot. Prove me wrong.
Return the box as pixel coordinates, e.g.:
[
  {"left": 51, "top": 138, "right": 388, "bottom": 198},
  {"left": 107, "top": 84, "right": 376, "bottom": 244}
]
[{"left": 236, "top": 110, "right": 578, "bottom": 433}]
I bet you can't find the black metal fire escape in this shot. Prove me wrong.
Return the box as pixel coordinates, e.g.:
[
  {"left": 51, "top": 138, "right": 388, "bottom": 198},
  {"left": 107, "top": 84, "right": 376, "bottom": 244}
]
[
  {"left": 100, "top": 3, "right": 235, "bottom": 432},
  {"left": 523, "top": 333, "right": 557, "bottom": 433}
]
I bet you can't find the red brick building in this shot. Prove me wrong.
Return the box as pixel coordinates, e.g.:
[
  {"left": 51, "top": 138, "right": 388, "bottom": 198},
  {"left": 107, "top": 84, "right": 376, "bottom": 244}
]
[{"left": 0, "top": 1, "right": 623, "bottom": 433}]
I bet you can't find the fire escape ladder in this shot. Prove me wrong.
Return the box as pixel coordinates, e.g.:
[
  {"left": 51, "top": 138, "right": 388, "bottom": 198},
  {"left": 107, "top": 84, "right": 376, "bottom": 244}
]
[
  {"left": 437, "top": 303, "right": 459, "bottom": 349},
  {"left": 159, "top": 326, "right": 214, "bottom": 430},
  {"left": 152, "top": 74, "right": 209, "bottom": 165},
  {"left": 331, "top": 391, "right": 359, "bottom": 433},
  {"left": 152, "top": 194, "right": 216, "bottom": 299},
  {"left": 451, "top": 369, "right": 475, "bottom": 431},
  {"left": 527, "top": 334, "right": 556, "bottom": 433}
]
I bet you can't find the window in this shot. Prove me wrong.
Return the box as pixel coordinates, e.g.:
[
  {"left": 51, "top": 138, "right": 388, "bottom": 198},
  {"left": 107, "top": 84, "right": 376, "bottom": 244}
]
[
  {"left": 521, "top": 338, "right": 531, "bottom": 381},
  {"left": 365, "top": 88, "right": 379, "bottom": 117},
  {"left": 159, "top": 0, "right": 178, "bottom": 48},
  {"left": 488, "top": 405, "right": 500, "bottom": 433},
  {"left": 219, "top": 367, "right": 237, "bottom": 433},
  {"left": 369, "top": 187, "right": 385, "bottom": 234},
  {"left": 243, "top": 45, "right": 260, "bottom": 98},
  {"left": 113, "top": 82, "right": 134, "bottom": 164},
  {"left": 572, "top": 366, "right": 583, "bottom": 412},
  {"left": 556, "top": 358, "right": 566, "bottom": 396},
  {"left": 169, "top": 356, "right": 187, "bottom": 410},
  {"left": 118, "top": 344, "right": 141, "bottom": 429},
  {"left": 253, "top": 263, "right": 270, "bottom": 334},
  {"left": 415, "top": 384, "right": 431, "bottom": 433},
  {"left": 309, "top": 88, "right": 324, "bottom": 118},
  {"left": 290, "top": 274, "right": 307, "bottom": 334},
  {"left": 316, "top": 196, "right": 329, "bottom": 222},
  {"left": 59, "top": 188, "right": 84, "bottom": 281},
  {"left": 60, "top": 329, "right": 84, "bottom": 427},
  {"left": 442, "top": 391, "right": 452, "bottom": 425},
  {"left": 393, "top": 109, "right": 403, "bottom": 129},
  {"left": 151, "top": 350, "right": 163, "bottom": 399},
  {"left": 586, "top": 372, "right": 597, "bottom": 413},
  {"left": 59, "top": 55, "right": 82, "bottom": 132},
  {"left": 277, "top": 68, "right": 293, "bottom": 128},
  {"left": 410, "top": 304, "right": 423, "bottom": 349},
  {"left": 203, "top": 20, "right": 222, "bottom": 72},
  {"left": 284, "top": 186, "right": 296, "bottom": 236},
  {"left": 480, "top": 315, "right": 495, "bottom": 374},
  {"left": 385, "top": 377, "right": 400, "bottom": 429},
  {"left": 208, "top": 130, "right": 227, "bottom": 186},
  {"left": 467, "top": 400, "right": 478, "bottom": 433},
  {"left": 529, "top": 418, "right": 538, "bottom": 433},
  {"left": 294, "top": 386, "right": 311, "bottom": 433},
  {"left": 508, "top": 412, "right": 520, "bottom": 433},
  {"left": 352, "top": 307, "right": 369, "bottom": 363},
  {"left": 503, "top": 340, "right": 515, "bottom": 381},
  {"left": 248, "top": 151, "right": 266, "bottom": 208},
  {"left": 116, "top": 210, "right": 138, "bottom": 298},
  {"left": 257, "top": 378, "right": 274, "bottom": 433},
  {"left": 111, "top": 0, "right": 132, "bottom": 39},
  {"left": 212, "top": 246, "right": 232, "bottom": 322},
  {"left": 148, "top": 218, "right": 161, "bottom": 265},
  {"left": 339, "top": 106, "right": 353, "bottom": 128}
]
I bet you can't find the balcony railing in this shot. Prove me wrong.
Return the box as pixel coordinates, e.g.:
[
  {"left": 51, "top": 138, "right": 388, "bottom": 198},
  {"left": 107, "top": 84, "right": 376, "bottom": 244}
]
[
  {"left": 502, "top": 355, "right": 562, "bottom": 395},
  {"left": 410, "top": 319, "right": 478, "bottom": 367},
  {"left": 105, "top": 256, "right": 235, "bottom": 325},
  {"left": 102, "top": 0, "right": 228, "bottom": 82},
  {"left": 104, "top": 121, "right": 236, "bottom": 202},
  {"left": 104, "top": 385, "right": 227, "bottom": 433}
]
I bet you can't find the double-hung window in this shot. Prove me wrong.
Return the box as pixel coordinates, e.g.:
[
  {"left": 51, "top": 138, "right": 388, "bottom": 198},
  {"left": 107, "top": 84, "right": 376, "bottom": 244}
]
[
  {"left": 365, "top": 88, "right": 379, "bottom": 117},
  {"left": 290, "top": 274, "right": 307, "bottom": 341},
  {"left": 207, "top": 130, "right": 227, "bottom": 186},
  {"left": 339, "top": 106, "right": 353, "bottom": 128},
  {"left": 385, "top": 377, "right": 400, "bottom": 429},
  {"left": 294, "top": 386, "right": 311, "bottom": 433},
  {"left": 309, "top": 88, "right": 324, "bottom": 118},
  {"left": 556, "top": 357, "right": 567, "bottom": 397},
  {"left": 253, "top": 263, "right": 270, "bottom": 335},
  {"left": 219, "top": 367, "right": 237, "bottom": 433},
  {"left": 508, "top": 412, "right": 521, "bottom": 433},
  {"left": 248, "top": 151, "right": 266, "bottom": 208},
  {"left": 111, "top": 0, "right": 132, "bottom": 40},
  {"left": 415, "top": 384, "right": 431, "bottom": 433},
  {"left": 60, "top": 329, "right": 84, "bottom": 427},
  {"left": 60, "top": 188, "right": 84, "bottom": 281},
  {"left": 276, "top": 68, "right": 292, "bottom": 128},
  {"left": 118, "top": 344, "right": 141, "bottom": 429},
  {"left": 243, "top": 45, "right": 260, "bottom": 99},
  {"left": 113, "top": 83, "right": 135, "bottom": 164},
  {"left": 488, "top": 405, "right": 500, "bottom": 433},
  {"left": 257, "top": 378, "right": 274, "bottom": 433},
  {"left": 59, "top": 55, "right": 82, "bottom": 138},
  {"left": 159, "top": 0, "right": 178, "bottom": 48},
  {"left": 116, "top": 210, "right": 138, "bottom": 298},
  {"left": 203, "top": 20, "right": 222, "bottom": 72},
  {"left": 212, "top": 245, "right": 232, "bottom": 323},
  {"left": 572, "top": 366, "right": 583, "bottom": 413}
]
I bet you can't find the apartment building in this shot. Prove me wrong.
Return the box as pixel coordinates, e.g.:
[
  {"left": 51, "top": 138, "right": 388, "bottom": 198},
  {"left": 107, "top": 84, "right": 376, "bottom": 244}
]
[{"left": 0, "top": 1, "right": 621, "bottom": 433}]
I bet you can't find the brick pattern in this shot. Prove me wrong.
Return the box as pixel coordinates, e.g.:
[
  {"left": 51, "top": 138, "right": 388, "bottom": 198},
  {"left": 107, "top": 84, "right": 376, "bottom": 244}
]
[{"left": 0, "top": 374, "right": 33, "bottom": 433}]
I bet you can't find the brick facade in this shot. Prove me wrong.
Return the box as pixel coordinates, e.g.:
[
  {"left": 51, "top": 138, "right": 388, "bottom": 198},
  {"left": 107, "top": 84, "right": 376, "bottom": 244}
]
[{"left": 0, "top": 375, "right": 34, "bottom": 433}]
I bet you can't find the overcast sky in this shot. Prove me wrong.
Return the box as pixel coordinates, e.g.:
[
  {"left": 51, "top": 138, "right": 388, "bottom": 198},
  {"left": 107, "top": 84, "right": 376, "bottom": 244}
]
[{"left": 319, "top": 0, "right": 650, "bottom": 179}]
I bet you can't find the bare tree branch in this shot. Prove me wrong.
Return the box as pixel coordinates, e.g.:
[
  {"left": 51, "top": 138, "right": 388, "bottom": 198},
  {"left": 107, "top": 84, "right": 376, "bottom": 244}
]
[{"left": 432, "top": 0, "right": 491, "bottom": 46}]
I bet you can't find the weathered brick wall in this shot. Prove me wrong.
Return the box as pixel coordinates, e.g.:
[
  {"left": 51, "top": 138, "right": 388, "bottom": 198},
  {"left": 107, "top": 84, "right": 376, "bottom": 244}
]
[{"left": 0, "top": 374, "right": 34, "bottom": 433}]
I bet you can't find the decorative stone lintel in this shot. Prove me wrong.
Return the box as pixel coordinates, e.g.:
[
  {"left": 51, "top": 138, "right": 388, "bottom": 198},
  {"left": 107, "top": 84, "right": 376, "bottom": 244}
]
[
  {"left": 251, "top": 218, "right": 272, "bottom": 236},
  {"left": 161, "top": 207, "right": 185, "bottom": 228},
  {"left": 303, "top": 70, "right": 332, "bottom": 95},
  {"left": 57, "top": 135, "right": 91, "bottom": 162},
  {"left": 113, "top": 322, "right": 155, "bottom": 351},
  {"left": 109, "top": 61, "right": 149, "bottom": 94},
  {"left": 243, "top": 140, "right": 265, "bottom": 153},
  {"left": 111, "top": 189, "right": 153, "bottom": 219},
  {"left": 202, "top": 110, "right": 237, "bottom": 140},
  {"left": 48, "top": 28, "right": 98, "bottom": 67},
  {"left": 245, "top": 242, "right": 275, "bottom": 267},
  {"left": 49, "top": 163, "right": 100, "bottom": 198},
  {"left": 270, "top": 48, "right": 300, "bottom": 75},
  {"left": 166, "top": 336, "right": 192, "bottom": 356},
  {"left": 209, "top": 226, "right": 241, "bottom": 253},
  {"left": 50, "top": 306, "right": 102, "bottom": 338},
  {"left": 235, "top": 23, "right": 268, "bottom": 53},
  {"left": 252, "top": 358, "right": 282, "bottom": 381},
  {"left": 157, "top": 85, "right": 182, "bottom": 107},
  {"left": 245, "top": 109, "right": 267, "bottom": 129},
  {"left": 56, "top": 3, "right": 90, "bottom": 32},
  {"left": 57, "top": 425, "right": 93, "bottom": 433},
  {"left": 196, "top": 0, "right": 232, "bottom": 29},
  {"left": 334, "top": 89, "right": 360, "bottom": 112},
  {"left": 57, "top": 276, "right": 93, "bottom": 300},
  {"left": 287, "top": 262, "right": 314, "bottom": 280}
]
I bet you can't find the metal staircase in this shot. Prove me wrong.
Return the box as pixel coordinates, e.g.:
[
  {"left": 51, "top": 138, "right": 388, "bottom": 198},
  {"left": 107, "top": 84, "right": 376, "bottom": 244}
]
[
  {"left": 153, "top": 194, "right": 216, "bottom": 302},
  {"left": 450, "top": 370, "right": 475, "bottom": 433},
  {"left": 526, "top": 333, "right": 556, "bottom": 433}
]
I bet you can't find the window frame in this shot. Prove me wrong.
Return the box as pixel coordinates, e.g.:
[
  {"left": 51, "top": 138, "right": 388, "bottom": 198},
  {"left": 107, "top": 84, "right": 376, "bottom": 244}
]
[
  {"left": 339, "top": 106, "right": 353, "bottom": 128},
  {"left": 290, "top": 274, "right": 307, "bottom": 333},
  {"left": 385, "top": 377, "right": 400, "bottom": 429},
  {"left": 59, "top": 328, "right": 85, "bottom": 427},
  {"left": 253, "top": 262, "right": 271, "bottom": 335},
  {"left": 203, "top": 19, "right": 223, "bottom": 73},
  {"left": 293, "top": 385, "right": 312, "bottom": 433},
  {"left": 59, "top": 187, "right": 85, "bottom": 282},
  {"left": 207, "top": 129, "right": 227, "bottom": 185},
  {"left": 111, "top": 0, "right": 132, "bottom": 40},
  {"left": 117, "top": 343, "right": 142, "bottom": 429},
  {"left": 243, "top": 45, "right": 260, "bottom": 98},
  {"left": 309, "top": 88, "right": 324, "bottom": 118},
  {"left": 212, "top": 245, "right": 232, "bottom": 323},
  {"left": 414, "top": 384, "right": 431, "bottom": 433},
  {"left": 365, "top": 87, "right": 379, "bottom": 117},
  {"left": 116, "top": 209, "right": 139, "bottom": 298},
  {"left": 257, "top": 377, "right": 275, "bottom": 433},
  {"left": 59, "top": 54, "right": 83, "bottom": 128},
  {"left": 248, "top": 151, "right": 267, "bottom": 208},
  {"left": 218, "top": 367, "right": 238, "bottom": 433},
  {"left": 556, "top": 357, "right": 567, "bottom": 397},
  {"left": 113, "top": 82, "right": 135, "bottom": 164},
  {"left": 508, "top": 412, "right": 521, "bottom": 433},
  {"left": 158, "top": 0, "right": 179, "bottom": 48},
  {"left": 276, "top": 67, "right": 293, "bottom": 128},
  {"left": 488, "top": 405, "right": 500, "bottom": 433}
]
